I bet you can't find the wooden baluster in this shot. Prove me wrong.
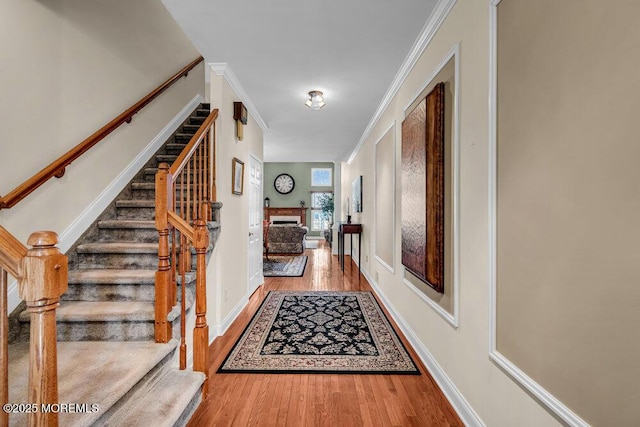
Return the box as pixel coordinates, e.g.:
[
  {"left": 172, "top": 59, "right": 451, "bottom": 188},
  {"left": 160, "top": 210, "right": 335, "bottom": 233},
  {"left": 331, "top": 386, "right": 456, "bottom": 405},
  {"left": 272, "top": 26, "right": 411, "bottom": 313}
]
[
  {"left": 194, "top": 147, "right": 199, "bottom": 221},
  {"left": 205, "top": 132, "right": 210, "bottom": 221},
  {"left": 155, "top": 163, "right": 172, "bottom": 342},
  {"left": 19, "top": 231, "right": 68, "bottom": 427},
  {"left": 179, "top": 233, "right": 187, "bottom": 370},
  {"left": 199, "top": 143, "right": 203, "bottom": 218},
  {"left": 211, "top": 122, "right": 217, "bottom": 202},
  {"left": 192, "top": 219, "right": 209, "bottom": 398},
  {"left": 186, "top": 158, "right": 191, "bottom": 225},
  {"left": 1, "top": 268, "right": 8, "bottom": 427},
  {"left": 170, "top": 225, "right": 177, "bottom": 307}
]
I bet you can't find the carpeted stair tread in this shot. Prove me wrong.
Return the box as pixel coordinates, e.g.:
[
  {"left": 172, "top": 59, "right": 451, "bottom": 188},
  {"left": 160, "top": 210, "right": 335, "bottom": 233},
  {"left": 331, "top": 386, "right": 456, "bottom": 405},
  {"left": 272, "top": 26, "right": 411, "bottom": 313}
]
[
  {"left": 76, "top": 242, "right": 160, "bottom": 254},
  {"left": 182, "top": 124, "right": 201, "bottom": 133},
  {"left": 112, "top": 369, "right": 205, "bottom": 427},
  {"left": 98, "top": 220, "right": 156, "bottom": 229},
  {"left": 166, "top": 143, "right": 188, "bottom": 150},
  {"left": 174, "top": 132, "right": 195, "bottom": 139},
  {"left": 68, "top": 269, "right": 156, "bottom": 284},
  {"left": 8, "top": 340, "right": 178, "bottom": 427},
  {"left": 115, "top": 199, "right": 156, "bottom": 208},
  {"left": 131, "top": 182, "right": 203, "bottom": 190},
  {"left": 20, "top": 301, "right": 154, "bottom": 322},
  {"left": 155, "top": 154, "right": 179, "bottom": 163}
]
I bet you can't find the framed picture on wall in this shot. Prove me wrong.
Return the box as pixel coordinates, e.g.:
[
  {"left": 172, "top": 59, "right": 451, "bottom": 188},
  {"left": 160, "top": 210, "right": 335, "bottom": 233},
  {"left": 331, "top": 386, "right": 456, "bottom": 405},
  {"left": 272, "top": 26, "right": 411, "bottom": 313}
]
[
  {"left": 352, "top": 175, "right": 363, "bottom": 213},
  {"left": 401, "top": 82, "right": 445, "bottom": 293},
  {"left": 232, "top": 157, "right": 244, "bottom": 195}
]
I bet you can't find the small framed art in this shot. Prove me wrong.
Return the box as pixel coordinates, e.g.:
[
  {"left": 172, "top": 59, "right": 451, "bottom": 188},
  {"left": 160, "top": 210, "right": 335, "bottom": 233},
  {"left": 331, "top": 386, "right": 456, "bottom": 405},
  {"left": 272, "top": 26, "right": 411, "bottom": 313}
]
[{"left": 232, "top": 157, "right": 244, "bottom": 195}]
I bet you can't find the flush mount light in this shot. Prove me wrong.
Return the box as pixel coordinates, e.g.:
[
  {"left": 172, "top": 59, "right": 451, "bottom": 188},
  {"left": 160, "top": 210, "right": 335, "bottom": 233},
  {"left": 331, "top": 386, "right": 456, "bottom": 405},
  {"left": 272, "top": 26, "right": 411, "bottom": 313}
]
[{"left": 305, "top": 90, "right": 325, "bottom": 110}]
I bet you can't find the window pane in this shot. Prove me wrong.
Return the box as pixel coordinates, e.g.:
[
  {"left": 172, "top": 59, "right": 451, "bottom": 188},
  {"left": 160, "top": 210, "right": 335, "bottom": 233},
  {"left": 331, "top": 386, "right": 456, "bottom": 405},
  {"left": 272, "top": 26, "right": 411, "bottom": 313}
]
[
  {"left": 311, "top": 191, "right": 332, "bottom": 208},
  {"left": 311, "top": 210, "right": 329, "bottom": 231},
  {"left": 311, "top": 168, "right": 332, "bottom": 186}
]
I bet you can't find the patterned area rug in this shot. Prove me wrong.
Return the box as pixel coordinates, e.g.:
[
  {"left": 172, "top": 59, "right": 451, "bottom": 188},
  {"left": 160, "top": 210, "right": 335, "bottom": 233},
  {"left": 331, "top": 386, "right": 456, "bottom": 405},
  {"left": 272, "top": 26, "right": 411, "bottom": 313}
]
[
  {"left": 218, "top": 291, "right": 420, "bottom": 374},
  {"left": 263, "top": 256, "right": 308, "bottom": 277}
]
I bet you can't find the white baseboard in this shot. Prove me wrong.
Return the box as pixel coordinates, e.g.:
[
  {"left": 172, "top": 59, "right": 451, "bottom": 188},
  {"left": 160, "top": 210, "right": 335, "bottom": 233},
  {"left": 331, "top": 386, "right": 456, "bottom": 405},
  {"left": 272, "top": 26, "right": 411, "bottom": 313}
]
[
  {"left": 5, "top": 94, "right": 204, "bottom": 315},
  {"left": 210, "top": 294, "right": 249, "bottom": 344},
  {"left": 362, "top": 269, "right": 485, "bottom": 427}
]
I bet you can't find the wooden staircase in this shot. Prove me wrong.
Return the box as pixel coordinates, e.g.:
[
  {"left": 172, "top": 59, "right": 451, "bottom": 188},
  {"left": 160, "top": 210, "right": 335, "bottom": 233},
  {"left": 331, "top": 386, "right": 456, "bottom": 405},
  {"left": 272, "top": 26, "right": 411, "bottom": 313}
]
[{"left": 7, "top": 104, "right": 220, "bottom": 426}]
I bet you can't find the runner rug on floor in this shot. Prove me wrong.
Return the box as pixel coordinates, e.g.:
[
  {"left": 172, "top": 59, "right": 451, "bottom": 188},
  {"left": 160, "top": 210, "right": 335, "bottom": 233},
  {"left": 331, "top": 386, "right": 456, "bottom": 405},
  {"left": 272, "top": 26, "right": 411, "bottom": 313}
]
[
  {"left": 263, "top": 255, "right": 307, "bottom": 277},
  {"left": 217, "top": 291, "right": 420, "bottom": 374}
]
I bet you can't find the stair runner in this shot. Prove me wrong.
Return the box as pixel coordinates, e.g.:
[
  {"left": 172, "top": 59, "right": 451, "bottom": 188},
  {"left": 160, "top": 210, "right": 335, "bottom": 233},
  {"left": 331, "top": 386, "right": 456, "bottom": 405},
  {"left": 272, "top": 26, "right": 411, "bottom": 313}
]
[{"left": 8, "top": 104, "right": 220, "bottom": 426}]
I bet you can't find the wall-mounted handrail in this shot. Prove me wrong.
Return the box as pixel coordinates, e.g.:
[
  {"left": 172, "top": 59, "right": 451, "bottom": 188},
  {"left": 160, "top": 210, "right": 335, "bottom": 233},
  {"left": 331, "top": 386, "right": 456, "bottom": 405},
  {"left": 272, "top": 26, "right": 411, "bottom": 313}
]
[{"left": 0, "top": 56, "right": 204, "bottom": 211}]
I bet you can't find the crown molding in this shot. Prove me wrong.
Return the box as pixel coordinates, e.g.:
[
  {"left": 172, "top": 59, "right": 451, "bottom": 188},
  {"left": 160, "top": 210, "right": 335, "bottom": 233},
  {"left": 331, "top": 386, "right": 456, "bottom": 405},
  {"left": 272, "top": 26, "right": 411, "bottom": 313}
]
[
  {"left": 348, "top": 0, "right": 457, "bottom": 164},
  {"left": 209, "top": 62, "right": 269, "bottom": 132}
]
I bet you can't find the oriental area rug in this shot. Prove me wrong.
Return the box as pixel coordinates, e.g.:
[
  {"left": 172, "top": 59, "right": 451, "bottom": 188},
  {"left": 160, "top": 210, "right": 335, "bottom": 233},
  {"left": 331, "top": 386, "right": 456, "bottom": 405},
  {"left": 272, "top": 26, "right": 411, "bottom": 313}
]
[
  {"left": 263, "top": 256, "right": 308, "bottom": 277},
  {"left": 217, "top": 291, "right": 420, "bottom": 374}
]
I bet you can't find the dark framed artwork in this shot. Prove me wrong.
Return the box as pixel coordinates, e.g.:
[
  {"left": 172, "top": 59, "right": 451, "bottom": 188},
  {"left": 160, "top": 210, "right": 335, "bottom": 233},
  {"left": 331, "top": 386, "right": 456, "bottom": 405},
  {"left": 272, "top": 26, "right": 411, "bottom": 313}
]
[
  {"left": 232, "top": 157, "right": 244, "bottom": 195},
  {"left": 401, "top": 82, "right": 445, "bottom": 293},
  {"left": 352, "top": 176, "right": 363, "bottom": 213}
]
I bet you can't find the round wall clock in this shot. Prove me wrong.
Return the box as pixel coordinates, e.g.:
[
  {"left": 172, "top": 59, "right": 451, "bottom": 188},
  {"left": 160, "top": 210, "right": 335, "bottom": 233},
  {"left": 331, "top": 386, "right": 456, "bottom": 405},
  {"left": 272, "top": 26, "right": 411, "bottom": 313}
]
[{"left": 274, "top": 173, "right": 295, "bottom": 194}]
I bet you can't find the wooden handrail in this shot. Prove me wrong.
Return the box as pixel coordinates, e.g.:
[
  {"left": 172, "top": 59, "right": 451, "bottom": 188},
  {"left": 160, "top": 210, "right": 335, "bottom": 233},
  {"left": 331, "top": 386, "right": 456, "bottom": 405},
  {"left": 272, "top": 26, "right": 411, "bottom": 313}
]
[
  {"left": 0, "top": 56, "right": 204, "bottom": 211},
  {"left": 0, "top": 225, "right": 28, "bottom": 278}
]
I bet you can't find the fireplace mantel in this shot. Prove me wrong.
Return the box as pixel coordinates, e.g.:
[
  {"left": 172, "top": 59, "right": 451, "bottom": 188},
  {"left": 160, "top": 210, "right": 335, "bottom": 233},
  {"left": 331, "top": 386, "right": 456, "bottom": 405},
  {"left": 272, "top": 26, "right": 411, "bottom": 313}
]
[{"left": 264, "top": 207, "right": 307, "bottom": 226}]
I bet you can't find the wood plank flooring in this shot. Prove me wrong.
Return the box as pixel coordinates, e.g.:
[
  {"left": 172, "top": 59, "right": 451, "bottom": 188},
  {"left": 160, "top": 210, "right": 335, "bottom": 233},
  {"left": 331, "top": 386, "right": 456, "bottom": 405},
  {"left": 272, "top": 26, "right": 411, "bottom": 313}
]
[{"left": 188, "top": 241, "right": 463, "bottom": 426}]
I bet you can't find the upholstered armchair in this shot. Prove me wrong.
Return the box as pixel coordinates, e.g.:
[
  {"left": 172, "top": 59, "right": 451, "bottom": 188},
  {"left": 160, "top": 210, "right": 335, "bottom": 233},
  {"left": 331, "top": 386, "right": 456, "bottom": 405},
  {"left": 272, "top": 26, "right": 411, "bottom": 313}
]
[{"left": 268, "top": 224, "right": 308, "bottom": 254}]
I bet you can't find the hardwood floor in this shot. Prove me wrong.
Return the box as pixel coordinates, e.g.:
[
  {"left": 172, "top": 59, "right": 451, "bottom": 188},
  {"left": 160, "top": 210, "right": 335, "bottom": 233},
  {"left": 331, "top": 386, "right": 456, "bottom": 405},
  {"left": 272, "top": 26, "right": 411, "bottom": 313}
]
[{"left": 188, "top": 241, "right": 462, "bottom": 426}]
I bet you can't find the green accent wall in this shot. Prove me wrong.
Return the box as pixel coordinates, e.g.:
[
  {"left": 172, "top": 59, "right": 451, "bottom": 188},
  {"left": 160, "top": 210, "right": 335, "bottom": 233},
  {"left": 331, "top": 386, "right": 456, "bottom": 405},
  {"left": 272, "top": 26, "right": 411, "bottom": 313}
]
[{"left": 264, "top": 162, "right": 334, "bottom": 236}]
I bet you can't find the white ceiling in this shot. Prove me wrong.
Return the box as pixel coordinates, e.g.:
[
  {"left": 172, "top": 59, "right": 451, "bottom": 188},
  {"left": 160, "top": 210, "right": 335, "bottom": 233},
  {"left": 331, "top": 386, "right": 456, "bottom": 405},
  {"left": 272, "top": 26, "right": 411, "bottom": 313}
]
[{"left": 161, "top": 0, "right": 439, "bottom": 162}]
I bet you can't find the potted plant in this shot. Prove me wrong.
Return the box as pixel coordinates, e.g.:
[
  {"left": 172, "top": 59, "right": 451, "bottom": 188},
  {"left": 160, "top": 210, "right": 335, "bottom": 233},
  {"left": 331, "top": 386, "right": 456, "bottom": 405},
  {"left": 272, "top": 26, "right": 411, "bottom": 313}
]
[{"left": 316, "top": 193, "right": 334, "bottom": 244}]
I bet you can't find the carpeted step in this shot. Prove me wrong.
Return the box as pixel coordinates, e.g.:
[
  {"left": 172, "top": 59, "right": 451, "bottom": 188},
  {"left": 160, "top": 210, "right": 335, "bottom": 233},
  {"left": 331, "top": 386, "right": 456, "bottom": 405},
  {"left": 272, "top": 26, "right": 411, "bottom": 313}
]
[
  {"left": 155, "top": 153, "right": 179, "bottom": 163},
  {"left": 64, "top": 269, "right": 156, "bottom": 302},
  {"left": 8, "top": 340, "right": 179, "bottom": 426},
  {"left": 75, "top": 242, "right": 162, "bottom": 269},
  {"left": 174, "top": 132, "right": 196, "bottom": 143},
  {"left": 189, "top": 116, "right": 206, "bottom": 126},
  {"left": 105, "top": 369, "right": 204, "bottom": 427},
  {"left": 97, "top": 219, "right": 157, "bottom": 242},
  {"left": 143, "top": 166, "right": 203, "bottom": 181},
  {"left": 131, "top": 181, "right": 206, "bottom": 199},
  {"left": 115, "top": 199, "right": 155, "bottom": 219},
  {"left": 19, "top": 301, "right": 155, "bottom": 341},
  {"left": 182, "top": 124, "right": 201, "bottom": 133},
  {"left": 165, "top": 142, "right": 188, "bottom": 155},
  {"left": 195, "top": 108, "right": 210, "bottom": 117}
]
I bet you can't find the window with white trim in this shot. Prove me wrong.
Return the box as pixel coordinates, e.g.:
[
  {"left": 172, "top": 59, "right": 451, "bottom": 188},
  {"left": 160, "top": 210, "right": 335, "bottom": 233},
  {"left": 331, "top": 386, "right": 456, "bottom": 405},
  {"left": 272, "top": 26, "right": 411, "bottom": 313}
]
[
  {"left": 310, "top": 191, "right": 333, "bottom": 231},
  {"left": 311, "top": 168, "right": 332, "bottom": 186}
]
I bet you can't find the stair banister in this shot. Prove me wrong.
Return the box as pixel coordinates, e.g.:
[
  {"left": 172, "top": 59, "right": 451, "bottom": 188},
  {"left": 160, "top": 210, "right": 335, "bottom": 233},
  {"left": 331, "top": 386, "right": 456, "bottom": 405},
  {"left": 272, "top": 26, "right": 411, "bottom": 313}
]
[
  {"left": 1, "top": 226, "right": 67, "bottom": 426},
  {"left": 155, "top": 108, "right": 217, "bottom": 400},
  {"left": 0, "top": 56, "right": 204, "bottom": 211}
]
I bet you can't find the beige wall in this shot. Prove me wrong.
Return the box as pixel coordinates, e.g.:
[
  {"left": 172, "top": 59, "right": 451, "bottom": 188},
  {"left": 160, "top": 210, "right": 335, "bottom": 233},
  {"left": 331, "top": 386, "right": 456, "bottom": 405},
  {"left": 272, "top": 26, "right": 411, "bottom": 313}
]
[
  {"left": 0, "top": 0, "right": 203, "bottom": 245},
  {"left": 343, "top": 0, "right": 565, "bottom": 425},
  {"left": 374, "top": 126, "right": 395, "bottom": 270},
  {"left": 207, "top": 72, "right": 264, "bottom": 336},
  {"left": 496, "top": 1, "right": 640, "bottom": 425}
]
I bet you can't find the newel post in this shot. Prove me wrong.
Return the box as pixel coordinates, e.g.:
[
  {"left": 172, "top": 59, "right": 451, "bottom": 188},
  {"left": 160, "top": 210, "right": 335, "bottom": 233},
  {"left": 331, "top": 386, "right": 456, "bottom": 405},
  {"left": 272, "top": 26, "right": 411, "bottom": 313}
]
[
  {"left": 19, "top": 231, "right": 68, "bottom": 427},
  {"left": 192, "top": 218, "right": 209, "bottom": 398},
  {"left": 155, "top": 163, "right": 172, "bottom": 343}
]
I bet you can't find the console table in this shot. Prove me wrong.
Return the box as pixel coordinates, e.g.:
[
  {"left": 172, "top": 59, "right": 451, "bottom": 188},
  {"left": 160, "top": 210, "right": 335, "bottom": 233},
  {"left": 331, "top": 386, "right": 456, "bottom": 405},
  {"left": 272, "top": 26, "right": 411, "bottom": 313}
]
[{"left": 338, "top": 223, "right": 362, "bottom": 274}]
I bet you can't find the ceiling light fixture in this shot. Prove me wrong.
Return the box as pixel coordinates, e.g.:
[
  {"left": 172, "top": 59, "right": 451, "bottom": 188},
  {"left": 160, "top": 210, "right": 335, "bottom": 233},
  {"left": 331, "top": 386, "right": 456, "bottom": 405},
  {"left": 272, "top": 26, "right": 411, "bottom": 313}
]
[{"left": 305, "top": 90, "right": 325, "bottom": 110}]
